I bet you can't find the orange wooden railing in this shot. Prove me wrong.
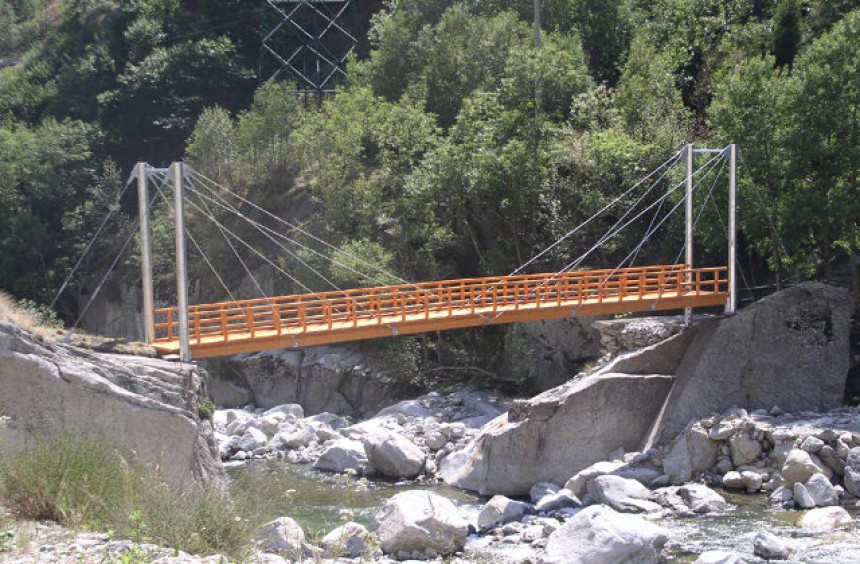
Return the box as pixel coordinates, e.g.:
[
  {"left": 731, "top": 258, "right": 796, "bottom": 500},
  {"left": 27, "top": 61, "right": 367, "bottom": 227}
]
[{"left": 151, "top": 264, "right": 727, "bottom": 356}]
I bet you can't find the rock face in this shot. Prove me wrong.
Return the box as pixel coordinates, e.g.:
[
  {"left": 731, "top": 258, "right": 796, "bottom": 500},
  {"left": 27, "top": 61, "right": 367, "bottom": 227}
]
[
  {"left": 539, "top": 505, "right": 669, "bottom": 564},
  {"left": 205, "top": 344, "right": 391, "bottom": 417},
  {"left": 496, "top": 318, "right": 601, "bottom": 393},
  {"left": 439, "top": 373, "right": 674, "bottom": 495},
  {"left": 0, "top": 322, "right": 219, "bottom": 488},
  {"left": 370, "top": 491, "right": 469, "bottom": 556},
  {"left": 440, "top": 283, "right": 852, "bottom": 497},
  {"left": 648, "top": 283, "right": 853, "bottom": 444}
]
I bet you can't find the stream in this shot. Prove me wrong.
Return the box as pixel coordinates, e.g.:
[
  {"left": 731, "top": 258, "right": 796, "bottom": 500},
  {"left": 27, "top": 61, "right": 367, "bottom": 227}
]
[{"left": 232, "top": 462, "right": 860, "bottom": 562}]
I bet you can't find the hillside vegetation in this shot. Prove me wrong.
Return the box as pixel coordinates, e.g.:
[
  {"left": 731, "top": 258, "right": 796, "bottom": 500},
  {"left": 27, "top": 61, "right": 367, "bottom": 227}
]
[{"left": 0, "top": 1, "right": 858, "bottom": 341}]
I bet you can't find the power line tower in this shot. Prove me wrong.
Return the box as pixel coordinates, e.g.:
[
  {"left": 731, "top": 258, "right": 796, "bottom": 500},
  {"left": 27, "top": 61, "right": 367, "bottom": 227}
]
[{"left": 261, "top": 0, "right": 357, "bottom": 94}]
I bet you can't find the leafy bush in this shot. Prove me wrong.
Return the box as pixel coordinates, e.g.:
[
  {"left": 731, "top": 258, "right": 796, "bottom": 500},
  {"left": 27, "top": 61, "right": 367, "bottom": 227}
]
[{"left": 0, "top": 433, "right": 282, "bottom": 558}]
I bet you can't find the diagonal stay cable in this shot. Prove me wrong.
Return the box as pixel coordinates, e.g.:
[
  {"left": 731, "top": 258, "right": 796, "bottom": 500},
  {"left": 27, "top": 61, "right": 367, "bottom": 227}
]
[
  {"left": 188, "top": 169, "right": 398, "bottom": 286},
  {"left": 186, "top": 179, "right": 386, "bottom": 288},
  {"left": 578, "top": 150, "right": 730, "bottom": 314},
  {"left": 184, "top": 181, "right": 404, "bottom": 334},
  {"left": 148, "top": 173, "right": 237, "bottom": 302},
  {"left": 51, "top": 171, "right": 135, "bottom": 310},
  {"left": 737, "top": 149, "right": 790, "bottom": 261},
  {"left": 63, "top": 216, "right": 146, "bottom": 342},
  {"left": 484, "top": 151, "right": 728, "bottom": 321},
  {"left": 509, "top": 149, "right": 684, "bottom": 276}
]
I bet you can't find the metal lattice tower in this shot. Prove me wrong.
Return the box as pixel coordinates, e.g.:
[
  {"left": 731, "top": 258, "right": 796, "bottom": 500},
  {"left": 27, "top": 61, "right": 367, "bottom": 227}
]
[{"left": 261, "top": 0, "right": 357, "bottom": 93}]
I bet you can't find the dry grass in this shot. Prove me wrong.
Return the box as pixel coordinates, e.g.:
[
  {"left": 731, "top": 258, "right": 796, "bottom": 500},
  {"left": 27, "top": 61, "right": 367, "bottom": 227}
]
[{"left": 0, "top": 292, "right": 41, "bottom": 332}]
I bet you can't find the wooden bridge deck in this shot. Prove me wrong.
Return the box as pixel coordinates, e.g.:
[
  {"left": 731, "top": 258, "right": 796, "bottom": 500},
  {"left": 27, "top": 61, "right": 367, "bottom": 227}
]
[{"left": 151, "top": 264, "right": 727, "bottom": 358}]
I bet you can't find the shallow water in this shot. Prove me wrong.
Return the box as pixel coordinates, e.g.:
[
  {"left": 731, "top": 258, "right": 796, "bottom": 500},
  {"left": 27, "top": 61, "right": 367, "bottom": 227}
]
[
  {"left": 230, "top": 462, "right": 483, "bottom": 538},
  {"left": 233, "top": 463, "right": 860, "bottom": 561},
  {"left": 662, "top": 489, "right": 860, "bottom": 562}
]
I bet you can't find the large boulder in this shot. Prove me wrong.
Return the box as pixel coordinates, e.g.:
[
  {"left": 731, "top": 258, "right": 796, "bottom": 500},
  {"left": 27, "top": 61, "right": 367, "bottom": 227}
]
[
  {"left": 586, "top": 475, "right": 657, "bottom": 513},
  {"left": 781, "top": 449, "right": 826, "bottom": 487},
  {"left": 0, "top": 322, "right": 219, "bottom": 488},
  {"left": 647, "top": 283, "right": 853, "bottom": 444},
  {"left": 370, "top": 491, "right": 469, "bottom": 556},
  {"left": 255, "top": 517, "right": 308, "bottom": 558},
  {"left": 799, "top": 506, "right": 855, "bottom": 530},
  {"left": 844, "top": 447, "right": 860, "bottom": 497},
  {"left": 662, "top": 423, "right": 719, "bottom": 484},
  {"left": 439, "top": 373, "right": 674, "bottom": 495},
  {"left": 313, "top": 438, "right": 370, "bottom": 474},
  {"left": 538, "top": 505, "right": 669, "bottom": 564},
  {"left": 207, "top": 344, "right": 391, "bottom": 417},
  {"left": 320, "top": 522, "right": 371, "bottom": 559},
  {"left": 364, "top": 431, "right": 425, "bottom": 478},
  {"left": 477, "top": 496, "right": 534, "bottom": 530}
]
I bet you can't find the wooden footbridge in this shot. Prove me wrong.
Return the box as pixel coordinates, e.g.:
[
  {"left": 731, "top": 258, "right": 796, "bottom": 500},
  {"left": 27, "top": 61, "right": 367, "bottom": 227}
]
[
  {"left": 126, "top": 144, "right": 738, "bottom": 361},
  {"left": 151, "top": 264, "right": 727, "bottom": 358}
]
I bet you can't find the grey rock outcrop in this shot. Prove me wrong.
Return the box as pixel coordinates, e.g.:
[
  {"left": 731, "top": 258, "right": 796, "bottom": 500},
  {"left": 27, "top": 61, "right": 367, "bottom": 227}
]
[
  {"left": 0, "top": 322, "right": 219, "bottom": 488},
  {"left": 538, "top": 505, "right": 669, "bottom": 564},
  {"left": 439, "top": 373, "right": 673, "bottom": 495},
  {"left": 648, "top": 283, "right": 853, "bottom": 444},
  {"left": 206, "top": 344, "right": 391, "bottom": 417},
  {"left": 496, "top": 318, "right": 601, "bottom": 392},
  {"left": 370, "top": 490, "right": 468, "bottom": 556}
]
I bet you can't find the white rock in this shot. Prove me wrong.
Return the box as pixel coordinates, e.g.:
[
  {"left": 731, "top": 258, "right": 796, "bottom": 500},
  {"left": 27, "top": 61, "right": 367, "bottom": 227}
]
[
  {"left": 238, "top": 427, "right": 268, "bottom": 452},
  {"left": 564, "top": 460, "right": 625, "bottom": 499},
  {"left": 799, "top": 506, "right": 854, "bottom": 530},
  {"left": 740, "top": 470, "right": 763, "bottom": 492},
  {"left": 535, "top": 489, "right": 581, "bottom": 513},
  {"left": 769, "top": 486, "right": 794, "bottom": 507},
  {"left": 587, "top": 475, "right": 657, "bottom": 513},
  {"left": 270, "top": 426, "right": 315, "bottom": 450},
  {"left": 424, "top": 431, "right": 448, "bottom": 451},
  {"left": 781, "top": 448, "right": 825, "bottom": 486},
  {"left": 320, "top": 521, "right": 370, "bottom": 558},
  {"left": 477, "top": 495, "right": 534, "bottom": 530},
  {"left": 264, "top": 404, "right": 304, "bottom": 419},
  {"left": 313, "top": 438, "right": 370, "bottom": 473},
  {"left": 538, "top": 505, "right": 669, "bottom": 564},
  {"left": 729, "top": 433, "right": 762, "bottom": 466},
  {"left": 753, "top": 531, "right": 790, "bottom": 560},
  {"left": 530, "top": 482, "right": 560, "bottom": 503},
  {"left": 805, "top": 473, "right": 838, "bottom": 507},
  {"left": 695, "top": 551, "right": 744, "bottom": 564},
  {"left": 364, "top": 431, "right": 425, "bottom": 478},
  {"left": 370, "top": 491, "right": 468, "bottom": 555},
  {"left": 800, "top": 435, "right": 825, "bottom": 453},
  {"left": 258, "top": 413, "right": 285, "bottom": 436},
  {"left": 722, "top": 471, "right": 745, "bottom": 489},
  {"left": 677, "top": 484, "right": 727, "bottom": 514},
  {"left": 255, "top": 517, "right": 307, "bottom": 558},
  {"left": 844, "top": 447, "right": 860, "bottom": 497},
  {"left": 793, "top": 482, "right": 816, "bottom": 509}
]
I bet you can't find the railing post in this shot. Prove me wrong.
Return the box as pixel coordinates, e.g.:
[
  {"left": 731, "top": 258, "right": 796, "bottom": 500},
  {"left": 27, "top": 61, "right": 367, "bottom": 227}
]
[{"left": 171, "top": 162, "right": 191, "bottom": 362}]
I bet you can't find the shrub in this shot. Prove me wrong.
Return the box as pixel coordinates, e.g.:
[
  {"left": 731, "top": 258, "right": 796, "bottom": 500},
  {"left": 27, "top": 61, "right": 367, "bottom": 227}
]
[{"left": 0, "top": 433, "right": 282, "bottom": 558}]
